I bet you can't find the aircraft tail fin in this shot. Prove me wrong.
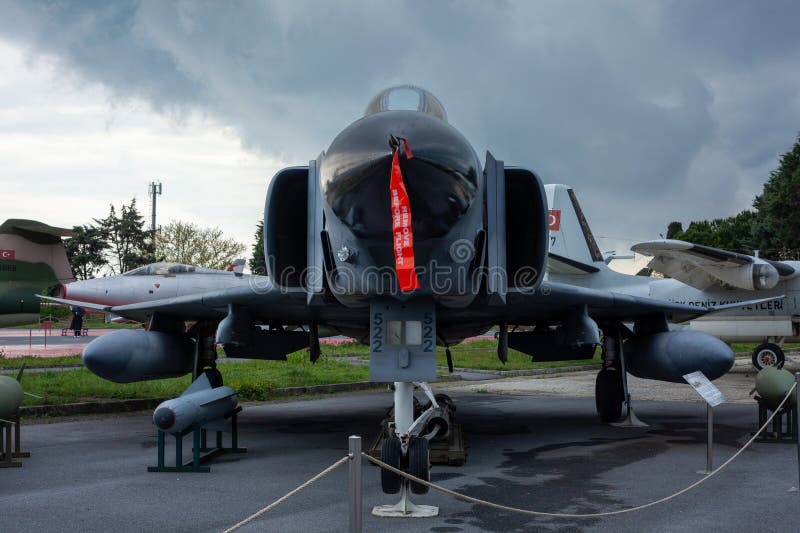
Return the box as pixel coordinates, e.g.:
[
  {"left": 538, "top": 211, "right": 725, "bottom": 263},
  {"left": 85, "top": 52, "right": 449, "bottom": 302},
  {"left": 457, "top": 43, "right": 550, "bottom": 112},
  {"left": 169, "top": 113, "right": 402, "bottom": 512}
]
[
  {"left": 545, "top": 185, "right": 605, "bottom": 270},
  {"left": 0, "top": 219, "right": 75, "bottom": 285}
]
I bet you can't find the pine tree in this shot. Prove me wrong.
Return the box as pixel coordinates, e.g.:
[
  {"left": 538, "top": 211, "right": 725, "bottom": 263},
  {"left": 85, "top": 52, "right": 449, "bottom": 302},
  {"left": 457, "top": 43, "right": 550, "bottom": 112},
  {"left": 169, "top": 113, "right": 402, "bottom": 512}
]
[{"left": 248, "top": 220, "right": 266, "bottom": 274}]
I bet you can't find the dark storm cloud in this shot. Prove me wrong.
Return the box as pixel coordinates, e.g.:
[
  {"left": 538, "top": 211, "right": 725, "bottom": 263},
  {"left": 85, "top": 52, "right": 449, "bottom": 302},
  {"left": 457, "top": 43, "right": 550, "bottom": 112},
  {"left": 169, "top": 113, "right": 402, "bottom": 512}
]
[{"left": 2, "top": 0, "right": 799, "bottom": 244}]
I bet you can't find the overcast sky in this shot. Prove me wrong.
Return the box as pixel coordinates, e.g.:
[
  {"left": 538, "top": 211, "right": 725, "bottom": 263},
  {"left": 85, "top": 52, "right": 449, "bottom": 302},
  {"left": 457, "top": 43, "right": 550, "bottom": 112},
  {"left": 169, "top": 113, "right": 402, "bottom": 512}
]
[{"left": 1, "top": 1, "right": 799, "bottom": 265}]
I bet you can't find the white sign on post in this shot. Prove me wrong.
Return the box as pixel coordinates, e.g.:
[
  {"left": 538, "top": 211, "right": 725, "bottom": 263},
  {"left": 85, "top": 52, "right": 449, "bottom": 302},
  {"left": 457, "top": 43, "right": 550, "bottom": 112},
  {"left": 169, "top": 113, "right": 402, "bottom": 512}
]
[{"left": 683, "top": 371, "right": 727, "bottom": 407}]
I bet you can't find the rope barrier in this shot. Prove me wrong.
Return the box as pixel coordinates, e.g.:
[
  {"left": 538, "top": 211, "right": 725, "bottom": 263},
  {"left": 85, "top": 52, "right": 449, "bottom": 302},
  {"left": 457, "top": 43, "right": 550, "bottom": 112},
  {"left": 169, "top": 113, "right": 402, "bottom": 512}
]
[
  {"left": 223, "top": 455, "right": 351, "bottom": 533},
  {"left": 364, "top": 382, "right": 798, "bottom": 519}
]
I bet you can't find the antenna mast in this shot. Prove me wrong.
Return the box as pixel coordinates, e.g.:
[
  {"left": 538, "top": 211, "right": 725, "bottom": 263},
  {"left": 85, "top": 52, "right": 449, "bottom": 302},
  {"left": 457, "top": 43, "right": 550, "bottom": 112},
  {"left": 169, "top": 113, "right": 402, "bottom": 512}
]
[{"left": 148, "top": 180, "right": 163, "bottom": 233}]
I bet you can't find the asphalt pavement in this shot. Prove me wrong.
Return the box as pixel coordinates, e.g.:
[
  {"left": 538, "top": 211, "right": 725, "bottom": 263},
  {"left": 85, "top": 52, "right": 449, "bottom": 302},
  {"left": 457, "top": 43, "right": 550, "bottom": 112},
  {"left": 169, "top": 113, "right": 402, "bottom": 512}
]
[{"left": 3, "top": 389, "right": 799, "bottom": 532}]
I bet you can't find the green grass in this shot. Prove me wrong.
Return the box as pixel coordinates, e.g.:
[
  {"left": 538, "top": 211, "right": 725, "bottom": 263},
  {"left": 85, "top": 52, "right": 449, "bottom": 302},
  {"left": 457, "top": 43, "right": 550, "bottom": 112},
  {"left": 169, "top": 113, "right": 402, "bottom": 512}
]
[
  {"left": 353, "top": 339, "right": 600, "bottom": 371},
  {"left": 0, "top": 355, "right": 83, "bottom": 368},
  {"left": 6, "top": 352, "right": 370, "bottom": 406},
  {"left": 437, "top": 340, "right": 601, "bottom": 371},
  {"left": 730, "top": 343, "right": 800, "bottom": 354}
]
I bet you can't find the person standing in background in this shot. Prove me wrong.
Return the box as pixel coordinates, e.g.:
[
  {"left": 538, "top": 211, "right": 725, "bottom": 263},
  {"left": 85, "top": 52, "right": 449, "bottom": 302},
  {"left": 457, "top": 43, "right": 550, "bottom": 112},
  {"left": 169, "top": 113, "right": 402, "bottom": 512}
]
[{"left": 69, "top": 305, "right": 84, "bottom": 337}]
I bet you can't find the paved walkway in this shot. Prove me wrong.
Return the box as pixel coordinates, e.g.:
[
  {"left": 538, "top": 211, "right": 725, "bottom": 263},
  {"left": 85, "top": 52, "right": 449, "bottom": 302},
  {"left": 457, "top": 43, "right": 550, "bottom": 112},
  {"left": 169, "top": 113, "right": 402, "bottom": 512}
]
[
  {"left": 442, "top": 354, "right": 800, "bottom": 404},
  {"left": 0, "top": 328, "right": 117, "bottom": 357}
]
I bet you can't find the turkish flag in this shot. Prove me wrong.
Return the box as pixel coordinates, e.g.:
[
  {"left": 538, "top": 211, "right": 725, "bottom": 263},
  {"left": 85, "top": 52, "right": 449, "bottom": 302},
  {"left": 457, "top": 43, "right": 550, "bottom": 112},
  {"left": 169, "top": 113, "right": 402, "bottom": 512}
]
[
  {"left": 0, "top": 249, "right": 15, "bottom": 260},
  {"left": 548, "top": 210, "right": 561, "bottom": 231}
]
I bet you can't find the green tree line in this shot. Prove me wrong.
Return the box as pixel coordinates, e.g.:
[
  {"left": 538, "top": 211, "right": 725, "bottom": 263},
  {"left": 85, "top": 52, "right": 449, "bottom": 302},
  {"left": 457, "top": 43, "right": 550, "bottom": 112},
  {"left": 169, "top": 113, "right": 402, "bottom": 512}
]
[{"left": 65, "top": 199, "right": 251, "bottom": 279}]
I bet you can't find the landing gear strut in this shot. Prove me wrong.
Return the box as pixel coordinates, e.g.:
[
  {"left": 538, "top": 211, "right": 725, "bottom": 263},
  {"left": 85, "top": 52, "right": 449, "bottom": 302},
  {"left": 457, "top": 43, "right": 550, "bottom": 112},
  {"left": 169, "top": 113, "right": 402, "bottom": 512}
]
[
  {"left": 190, "top": 321, "right": 223, "bottom": 387},
  {"left": 596, "top": 330, "right": 647, "bottom": 427},
  {"left": 372, "top": 382, "right": 439, "bottom": 518}
]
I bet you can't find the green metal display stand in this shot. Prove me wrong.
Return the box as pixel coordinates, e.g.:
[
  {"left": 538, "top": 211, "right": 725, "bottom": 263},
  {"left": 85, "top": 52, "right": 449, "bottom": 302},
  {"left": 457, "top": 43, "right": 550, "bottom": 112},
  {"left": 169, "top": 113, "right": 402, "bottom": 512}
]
[
  {"left": 754, "top": 397, "right": 798, "bottom": 443},
  {"left": 0, "top": 413, "right": 30, "bottom": 468},
  {"left": 148, "top": 407, "right": 247, "bottom": 473}
]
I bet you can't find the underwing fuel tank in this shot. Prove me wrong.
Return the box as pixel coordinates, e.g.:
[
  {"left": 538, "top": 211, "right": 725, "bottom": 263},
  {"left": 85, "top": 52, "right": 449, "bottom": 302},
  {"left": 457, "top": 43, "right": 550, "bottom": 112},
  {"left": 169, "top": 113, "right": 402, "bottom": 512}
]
[
  {"left": 625, "top": 330, "right": 734, "bottom": 383},
  {"left": 82, "top": 329, "right": 194, "bottom": 383},
  {"left": 152, "top": 373, "right": 238, "bottom": 435}
]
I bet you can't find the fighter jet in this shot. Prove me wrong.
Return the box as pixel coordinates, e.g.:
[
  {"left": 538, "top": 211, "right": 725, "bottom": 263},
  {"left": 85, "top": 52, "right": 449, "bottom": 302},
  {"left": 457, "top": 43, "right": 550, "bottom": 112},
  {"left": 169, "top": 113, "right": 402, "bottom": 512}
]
[
  {"left": 55, "top": 259, "right": 257, "bottom": 309},
  {"left": 630, "top": 241, "right": 798, "bottom": 369},
  {"left": 0, "top": 219, "right": 74, "bottom": 326},
  {"left": 45, "top": 86, "right": 748, "bottom": 494},
  {"left": 545, "top": 183, "right": 795, "bottom": 370}
]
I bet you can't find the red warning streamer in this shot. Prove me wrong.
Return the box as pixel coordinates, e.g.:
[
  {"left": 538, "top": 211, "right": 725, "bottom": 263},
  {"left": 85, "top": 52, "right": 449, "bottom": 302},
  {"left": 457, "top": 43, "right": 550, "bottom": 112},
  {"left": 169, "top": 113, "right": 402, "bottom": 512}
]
[{"left": 390, "top": 138, "right": 420, "bottom": 292}]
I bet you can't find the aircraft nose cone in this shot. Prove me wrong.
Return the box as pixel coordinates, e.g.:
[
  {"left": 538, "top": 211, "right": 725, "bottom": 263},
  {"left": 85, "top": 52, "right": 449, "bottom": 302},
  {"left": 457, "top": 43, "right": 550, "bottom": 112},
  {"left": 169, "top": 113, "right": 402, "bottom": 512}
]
[
  {"left": 153, "top": 406, "right": 176, "bottom": 431},
  {"left": 82, "top": 337, "right": 129, "bottom": 381},
  {"left": 319, "top": 111, "right": 482, "bottom": 241}
]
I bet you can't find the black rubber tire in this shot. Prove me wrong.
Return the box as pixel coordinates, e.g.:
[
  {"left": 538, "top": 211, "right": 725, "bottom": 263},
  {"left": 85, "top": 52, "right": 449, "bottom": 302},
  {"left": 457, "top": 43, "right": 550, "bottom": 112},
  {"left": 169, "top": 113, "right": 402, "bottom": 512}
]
[
  {"left": 752, "top": 343, "right": 785, "bottom": 370},
  {"left": 204, "top": 368, "right": 224, "bottom": 388},
  {"left": 408, "top": 437, "right": 430, "bottom": 495},
  {"left": 380, "top": 437, "right": 402, "bottom": 494},
  {"left": 595, "top": 368, "right": 624, "bottom": 423}
]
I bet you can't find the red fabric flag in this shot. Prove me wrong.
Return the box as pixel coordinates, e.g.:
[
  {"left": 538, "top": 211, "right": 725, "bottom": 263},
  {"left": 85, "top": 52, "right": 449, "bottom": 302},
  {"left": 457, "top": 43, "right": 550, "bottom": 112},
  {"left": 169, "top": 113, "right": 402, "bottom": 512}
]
[{"left": 389, "top": 140, "right": 420, "bottom": 292}]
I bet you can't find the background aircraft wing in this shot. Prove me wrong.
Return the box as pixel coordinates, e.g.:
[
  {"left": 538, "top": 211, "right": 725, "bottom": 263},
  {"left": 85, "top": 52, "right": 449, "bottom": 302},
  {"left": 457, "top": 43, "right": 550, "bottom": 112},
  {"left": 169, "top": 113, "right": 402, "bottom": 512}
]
[
  {"left": 41, "top": 283, "right": 333, "bottom": 325},
  {"left": 630, "top": 239, "right": 795, "bottom": 290},
  {"left": 38, "top": 296, "right": 112, "bottom": 313},
  {"left": 501, "top": 281, "right": 780, "bottom": 325}
]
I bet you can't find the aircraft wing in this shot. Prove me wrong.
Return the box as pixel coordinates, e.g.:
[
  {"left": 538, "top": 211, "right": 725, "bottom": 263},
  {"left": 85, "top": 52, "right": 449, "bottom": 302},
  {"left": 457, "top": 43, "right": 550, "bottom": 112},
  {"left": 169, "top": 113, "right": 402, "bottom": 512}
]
[
  {"left": 37, "top": 296, "right": 113, "bottom": 313},
  {"left": 39, "top": 283, "right": 345, "bottom": 325},
  {"left": 498, "top": 281, "right": 782, "bottom": 325},
  {"left": 630, "top": 239, "right": 796, "bottom": 290}
]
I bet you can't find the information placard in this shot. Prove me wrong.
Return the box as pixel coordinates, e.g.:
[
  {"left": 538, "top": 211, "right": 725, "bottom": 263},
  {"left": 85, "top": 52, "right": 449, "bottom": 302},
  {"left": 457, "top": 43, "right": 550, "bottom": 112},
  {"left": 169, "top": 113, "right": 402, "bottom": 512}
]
[{"left": 683, "top": 371, "right": 727, "bottom": 407}]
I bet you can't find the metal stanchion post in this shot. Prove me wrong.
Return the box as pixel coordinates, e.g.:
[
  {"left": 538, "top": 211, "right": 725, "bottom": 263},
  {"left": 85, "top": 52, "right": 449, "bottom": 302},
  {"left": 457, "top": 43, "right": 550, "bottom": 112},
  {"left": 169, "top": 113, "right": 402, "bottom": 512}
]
[
  {"left": 795, "top": 374, "right": 800, "bottom": 493},
  {"left": 707, "top": 404, "right": 713, "bottom": 473},
  {"left": 348, "top": 435, "right": 362, "bottom": 533}
]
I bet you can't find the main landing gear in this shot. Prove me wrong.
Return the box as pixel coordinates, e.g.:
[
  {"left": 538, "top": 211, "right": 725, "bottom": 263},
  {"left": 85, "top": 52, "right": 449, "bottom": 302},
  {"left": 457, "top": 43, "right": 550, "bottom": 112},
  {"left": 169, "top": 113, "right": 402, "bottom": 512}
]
[
  {"left": 373, "top": 382, "right": 446, "bottom": 517},
  {"left": 752, "top": 342, "right": 785, "bottom": 370},
  {"left": 595, "top": 331, "right": 647, "bottom": 427}
]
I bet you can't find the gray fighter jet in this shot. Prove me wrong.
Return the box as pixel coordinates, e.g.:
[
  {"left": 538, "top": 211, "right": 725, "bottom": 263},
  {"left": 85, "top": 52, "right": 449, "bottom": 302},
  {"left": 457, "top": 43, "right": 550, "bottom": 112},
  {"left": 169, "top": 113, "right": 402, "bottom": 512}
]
[
  {"left": 545, "top": 183, "right": 794, "bottom": 370},
  {"left": 56, "top": 259, "right": 256, "bottom": 310},
  {"left": 44, "top": 86, "right": 753, "bottom": 494}
]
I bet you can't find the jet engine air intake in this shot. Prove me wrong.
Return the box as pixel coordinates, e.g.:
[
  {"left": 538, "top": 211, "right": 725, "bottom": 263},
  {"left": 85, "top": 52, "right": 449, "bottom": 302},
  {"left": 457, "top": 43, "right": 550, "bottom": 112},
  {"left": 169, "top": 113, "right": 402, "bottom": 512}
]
[
  {"left": 504, "top": 168, "right": 548, "bottom": 290},
  {"left": 264, "top": 167, "right": 309, "bottom": 288}
]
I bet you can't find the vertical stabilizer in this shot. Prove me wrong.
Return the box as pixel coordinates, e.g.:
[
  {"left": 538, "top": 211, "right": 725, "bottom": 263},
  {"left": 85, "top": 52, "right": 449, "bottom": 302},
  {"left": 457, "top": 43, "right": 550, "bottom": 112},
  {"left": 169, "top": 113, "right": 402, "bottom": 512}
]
[
  {"left": 0, "top": 219, "right": 75, "bottom": 325},
  {"left": 545, "top": 185, "right": 604, "bottom": 265}
]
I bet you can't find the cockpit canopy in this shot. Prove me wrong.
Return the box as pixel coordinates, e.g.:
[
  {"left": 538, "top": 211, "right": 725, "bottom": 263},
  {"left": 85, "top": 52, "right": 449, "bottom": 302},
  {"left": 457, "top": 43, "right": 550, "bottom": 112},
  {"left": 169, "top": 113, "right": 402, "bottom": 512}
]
[
  {"left": 122, "top": 262, "right": 222, "bottom": 276},
  {"left": 364, "top": 85, "right": 448, "bottom": 122}
]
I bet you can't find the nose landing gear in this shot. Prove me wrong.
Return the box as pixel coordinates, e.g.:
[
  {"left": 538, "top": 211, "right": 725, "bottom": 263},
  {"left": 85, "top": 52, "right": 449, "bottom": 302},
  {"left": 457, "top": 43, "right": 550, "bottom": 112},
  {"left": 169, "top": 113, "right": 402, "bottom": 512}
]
[{"left": 372, "top": 382, "right": 440, "bottom": 517}]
